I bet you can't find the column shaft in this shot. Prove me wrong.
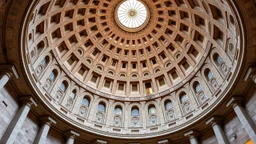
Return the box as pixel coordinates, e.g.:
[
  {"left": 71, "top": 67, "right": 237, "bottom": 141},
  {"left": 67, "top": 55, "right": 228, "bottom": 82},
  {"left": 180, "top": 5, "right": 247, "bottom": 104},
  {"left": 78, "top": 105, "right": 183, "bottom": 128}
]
[
  {"left": 190, "top": 136, "right": 199, "bottom": 144},
  {"left": 234, "top": 105, "right": 256, "bottom": 142},
  {"left": 33, "top": 123, "right": 51, "bottom": 144},
  {"left": 33, "top": 116, "right": 56, "bottom": 144},
  {"left": 250, "top": 73, "right": 256, "bottom": 84},
  {"left": 0, "top": 104, "right": 31, "bottom": 144},
  {"left": 212, "top": 123, "right": 229, "bottom": 144},
  {"left": 64, "top": 130, "right": 80, "bottom": 144},
  {"left": 66, "top": 137, "right": 75, "bottom": 144},
  {"left": 0, "top": 72, "right": 11, "bottom": 90}
]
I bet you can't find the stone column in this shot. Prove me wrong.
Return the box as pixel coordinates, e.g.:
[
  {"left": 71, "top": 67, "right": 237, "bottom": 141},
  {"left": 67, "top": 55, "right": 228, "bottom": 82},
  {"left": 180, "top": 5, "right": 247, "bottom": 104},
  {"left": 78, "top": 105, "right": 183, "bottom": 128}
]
[
  {"left": 250, "top": 73, "right": 256, "bottom": 84},
  {"left": 124, "top": 102, "right": 130, "bottom": 129},
  {"left": 206, "top": 116, "right": 229, "bottom": 144},
  {"left": 87, "top": 95, "right": 99, "bottom": 122},
  {"left": 0, "top": 70, "right": 12, "bottom": 90},
  {"left": 93, "top": 139, "right": 107, "bottom": 144},
  {"left": 156, "top": 98, "right": 165, "bottom": 125},
  {"left": 106, "top": 100, "right": 114, "bottom": 126},
  {"left": 244, "top": 67, "right": 256, "bottom": 84},
  {"left": 0, "top": 96, "right": 37, "bottom": 144},
  {"left": 158, "top": 139, "right": 171, "bottom": 144},
  {"left": 0, "top": 65, "right": 19, "bottom": 90},
  {"left": 140, "top": 101, "right": 146, "bottom": 128},
  {"left": 33, "top": 116, "right": 57, "bottom": 144},
  {"left": 227, "top": 97, "right": 256, "bottom": 142},
  {"left": 65, "top": 130, "right": 80, "bottom": 144},
  {"left": 184, "top": 130, "right": 199, "bottom": 144}
]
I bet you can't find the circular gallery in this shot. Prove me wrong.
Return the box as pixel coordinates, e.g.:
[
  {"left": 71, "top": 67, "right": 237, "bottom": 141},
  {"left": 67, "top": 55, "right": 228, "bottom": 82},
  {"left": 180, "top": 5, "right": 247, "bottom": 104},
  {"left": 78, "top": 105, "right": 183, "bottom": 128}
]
[{"left": 0, "top": 0, "right": 256, "bottom": 144}]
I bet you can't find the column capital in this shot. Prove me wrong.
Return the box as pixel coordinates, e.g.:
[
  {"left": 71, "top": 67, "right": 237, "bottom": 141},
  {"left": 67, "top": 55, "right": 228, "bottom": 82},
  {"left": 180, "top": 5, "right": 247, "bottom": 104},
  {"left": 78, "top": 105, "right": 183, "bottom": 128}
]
[
  {"left": 124, "top": 102, "right": 131, "bottom": 106},
  {"left": 39, "top": 116, "right": 57, "bottom": 126},
  {"left": 64, "top": 130, "right": 80, "bottom": 139},
  {"left": 0, "top": 70, "right": 12, "bottom": 78},
  {"left": 0, "top": 64, "right": 19, "bottom": 79},
  {"left": 184, "top": 130, "right": 199, "bottom": 137},
  {"left": 244, "top": 66, "right": 256, "bottom": 81},
  {"left": 108, "top": 100, "right": 115, "bottom": 104},
  {"left": 155, "top": 98, "right": 161, "bottom": 103},
  {"left": 158, "top": 139, "right": 171, "bottom": 144},
  {"left": 140, "top": 101, "right": 146, "bottom": 105},
  {"left": 206, "top": 116, "right": 222, "bottom": 126},
  {"left": 19, "top": 96, "right": 38, "bottom": 107},
  {"left": 93, "top": 95, "right": 100, "bottom": 100},
  {"left": 93, "top": 139, "right": 107, "bottom": 144},
  {"left": 226, "top": 96, "right": 243, "bottom": 108}
]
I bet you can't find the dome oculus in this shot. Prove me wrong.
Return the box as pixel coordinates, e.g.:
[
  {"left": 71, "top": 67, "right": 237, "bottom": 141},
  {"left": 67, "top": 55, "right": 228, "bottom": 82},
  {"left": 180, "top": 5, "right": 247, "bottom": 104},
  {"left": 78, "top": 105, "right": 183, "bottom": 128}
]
[{"left": 116, "top": 0, "right": 148, "bottom": 31}]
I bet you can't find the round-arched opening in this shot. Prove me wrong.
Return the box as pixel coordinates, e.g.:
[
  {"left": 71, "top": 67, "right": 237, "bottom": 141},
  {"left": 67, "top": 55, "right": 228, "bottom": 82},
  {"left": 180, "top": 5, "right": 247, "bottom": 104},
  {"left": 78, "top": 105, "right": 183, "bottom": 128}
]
[{"left": 115, "top": 0, "right": 150, "bottom": 32}]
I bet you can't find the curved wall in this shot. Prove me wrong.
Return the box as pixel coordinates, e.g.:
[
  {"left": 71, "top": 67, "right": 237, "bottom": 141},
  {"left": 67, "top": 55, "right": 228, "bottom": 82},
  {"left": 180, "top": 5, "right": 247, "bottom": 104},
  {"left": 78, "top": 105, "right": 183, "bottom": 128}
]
[{"left": 0, "top": 0, "right": 256, "bottom": 143}]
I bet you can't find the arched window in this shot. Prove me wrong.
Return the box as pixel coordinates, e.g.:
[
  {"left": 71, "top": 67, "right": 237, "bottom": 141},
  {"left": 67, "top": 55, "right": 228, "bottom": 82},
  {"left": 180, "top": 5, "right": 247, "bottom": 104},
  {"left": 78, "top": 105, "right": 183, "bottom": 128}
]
[
  {"left": 180, "top": 92, "right": 188, "bottom": 103},
  {"left": 49, "top": 69, "right": 58, "bottom": 81},
  {"left": 217, "top": 56, "right": 223, "bottom": 64},
  {"left": 98, "top": 102, "right": 106, "bottom": 113},
  {"left": 37, "top": 40, "right": 45, "bottom": 55},
  {"left": 79, "top": 97, "right": 90, "bottom": 118},
  {"left": 131, "top": 107, "right": 139, "bottom": 117},
  {"left": 148, "top": 105, "right": 156, "bottom": 115},
  {"left": 114, "top": 106, "right": 122, "bottom": 115},
  {"left": 148, "top": 105, "right": 157, "bottom": 125},
  {"left": 213, "top": 53, "right": 223, "bottom": 65},
  {"left": 131, "top": 106, "right": 140, "bottom": 127},
  {"left": 41, "top": 56, "right": 50, "bottom": 67},
  {"left": 70, "top": 90, "right": 76, "bottom": 99},
  {"left": 37, "top": 40, "right": 45, "bottom": 54},
  {"left": 59, "top": 81, "right": 68, "bottom": 92},
  {"left": 165, "top": 100, "right": 173, "bottom": 110},
  {"left": 193, "top": 81, "right": 202, "bottom": 93},
  {"left": 113, "top": 106, "right": 122, "bottom": 126},
  {"left": 82, "top": 97, "right": 89, "bottom": 106},
  {"left": 204, "top": 68, "right": 213, "bottom": 81}
]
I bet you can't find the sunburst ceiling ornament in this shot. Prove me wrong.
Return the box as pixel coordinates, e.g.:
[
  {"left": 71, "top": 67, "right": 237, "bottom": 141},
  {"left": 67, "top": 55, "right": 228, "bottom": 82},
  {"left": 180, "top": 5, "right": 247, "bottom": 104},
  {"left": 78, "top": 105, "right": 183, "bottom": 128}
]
[{"left": 117, "top": 0, "right": 148, "bottom": 29}]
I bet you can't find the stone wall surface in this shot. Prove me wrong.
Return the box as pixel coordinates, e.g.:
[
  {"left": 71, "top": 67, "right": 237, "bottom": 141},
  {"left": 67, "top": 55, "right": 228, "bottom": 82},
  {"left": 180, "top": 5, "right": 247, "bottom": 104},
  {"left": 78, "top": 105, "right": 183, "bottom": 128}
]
[
  {"left": 200, "top": 130, "right": 217, "bottom": 144},
  {"left": 46, "top": 130, "right": 64, "bottom": 144},
  {"left": 0, "top": 84, "right": 19, "bottom": 139},
  {"left": 224, "top": 113, "right": 250, "bottom": 144},
  {"left": 13, "top": 113, "right": 39, "bottom": 144},
  {"left": 246, "top": 85, "right": 256, "bottom": 123}
]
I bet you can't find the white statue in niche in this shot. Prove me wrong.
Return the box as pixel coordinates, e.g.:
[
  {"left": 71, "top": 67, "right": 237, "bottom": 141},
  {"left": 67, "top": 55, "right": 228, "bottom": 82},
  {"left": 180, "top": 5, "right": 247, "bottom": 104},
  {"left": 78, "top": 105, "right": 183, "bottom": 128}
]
[
  {"left": 183, "top": 102, "right": 191, "bottom": 114},
  {"left": 114, "top": 116, "right": 122, "bottom": 127},
  {"left": 228, "top": 43, "right": 236, "bottom": 59},
  {"left": 149, "top": 115, "right": 157, "bottom": 125},
  {"left": 220, "top": 63, "right": 229, "bottom": 76},
  {"left": 55, "top": 90, "right": 64, "bottom": 101},
  {"left": 96, "top": 112, "right": 104, "bottom": 124},
  {"left": 65, "top": 97, "right": 73, "bottom": 110},
  {"left": 44, "top": 78, "right": 52, "bottom": 92},
  {"left": 131, "top": 117, "right": 140, "bottom": 127},
  {"left": 198, "top": 92, "right": 207, "bottom": 103},
  {"left": 166, "top": 110, "right": 175, "bottom": 121},
  {"left": 210, "top": 78, "right": 219, "bottom": 91},
  {"left": 35, "top": 65, "right": 43, "bottom": 77},
  {"left": 30, "top": 49, "right": 36, "bottom": 61},
  {"left": 78, "top": 106, "right": 88, "bottom": 118}
]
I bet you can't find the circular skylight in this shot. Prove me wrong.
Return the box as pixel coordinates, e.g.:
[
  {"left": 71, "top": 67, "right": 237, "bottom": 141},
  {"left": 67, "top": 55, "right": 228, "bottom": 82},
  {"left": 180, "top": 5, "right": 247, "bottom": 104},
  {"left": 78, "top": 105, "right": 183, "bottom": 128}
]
[{"left": 117, "top": 0, "right": 148, "bottom": 29}]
